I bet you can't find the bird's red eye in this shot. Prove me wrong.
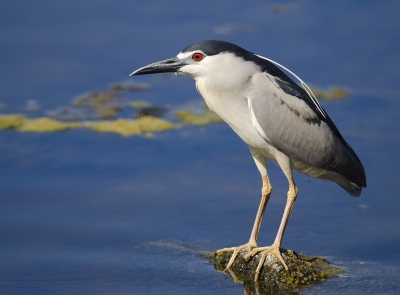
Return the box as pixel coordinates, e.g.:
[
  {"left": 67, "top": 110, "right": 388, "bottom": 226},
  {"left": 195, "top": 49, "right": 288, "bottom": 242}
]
[{"left": 192, "top": 53, "right": 204, "bottom": 61}]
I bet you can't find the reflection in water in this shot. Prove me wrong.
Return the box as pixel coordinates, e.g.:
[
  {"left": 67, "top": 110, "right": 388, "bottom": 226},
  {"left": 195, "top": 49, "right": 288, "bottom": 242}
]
[{"left": 243, "top": 282, "right": 300, "bottom": 295}]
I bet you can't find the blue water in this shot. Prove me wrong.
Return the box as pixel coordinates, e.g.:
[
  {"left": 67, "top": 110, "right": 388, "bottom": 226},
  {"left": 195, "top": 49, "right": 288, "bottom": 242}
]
[{"left": 1, "top": 1, "right": 400, "bottom": 294}]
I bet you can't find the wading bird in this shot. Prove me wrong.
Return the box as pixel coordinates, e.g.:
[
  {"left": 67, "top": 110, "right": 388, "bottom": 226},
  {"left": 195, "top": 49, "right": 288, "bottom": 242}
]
[{"left": 130, "top": 40, "right": 366, "bottom": 281}]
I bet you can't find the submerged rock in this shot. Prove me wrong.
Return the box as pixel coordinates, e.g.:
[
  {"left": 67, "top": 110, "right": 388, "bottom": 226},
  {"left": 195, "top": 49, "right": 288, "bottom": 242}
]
[{"left": 206, "top": 249, "right": 344, "bottom": 294}]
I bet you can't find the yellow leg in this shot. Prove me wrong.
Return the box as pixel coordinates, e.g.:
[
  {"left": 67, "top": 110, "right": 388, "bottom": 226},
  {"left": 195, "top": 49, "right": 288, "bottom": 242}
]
[
  {"left": 245, "top": 179, "right": 298, "bottom": 282},
  {"left": 250, "top": 175, "right": 272, "bottom": 243},
  {"left": 217, "top": 174, "right": 272, "bottom": 270}
]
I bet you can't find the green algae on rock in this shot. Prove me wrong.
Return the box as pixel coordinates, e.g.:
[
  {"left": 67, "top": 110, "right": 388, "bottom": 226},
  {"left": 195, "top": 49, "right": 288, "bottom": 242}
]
[
  {"left": 206, "top": 249, "right": 344, "bottom": 294},
  {"left": 0, "top": 114, "right": 26, "bottom": 130},
  {"left": 84, "top": 116, "right": 177, "bottom": 137},
  {"left": 175, "top": 108, "right": 223, "bottom": 126},
  {"left": 310, "top": 86, "right": 349, "bottom": 100},
  {"left": 17, "top": 117, "right": 81, "bottom": 132}
]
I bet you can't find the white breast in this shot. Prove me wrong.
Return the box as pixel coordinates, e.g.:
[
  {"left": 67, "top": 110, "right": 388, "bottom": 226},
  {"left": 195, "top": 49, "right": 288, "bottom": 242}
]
[{"left": 195, "top": 76, "right": 276, "bottom": 160}]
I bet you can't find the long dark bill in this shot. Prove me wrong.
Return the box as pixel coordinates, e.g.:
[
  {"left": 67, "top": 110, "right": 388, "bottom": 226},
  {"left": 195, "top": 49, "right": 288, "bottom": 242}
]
[{"left": 129, "top": 57, "right": 184, "bottom": 76}]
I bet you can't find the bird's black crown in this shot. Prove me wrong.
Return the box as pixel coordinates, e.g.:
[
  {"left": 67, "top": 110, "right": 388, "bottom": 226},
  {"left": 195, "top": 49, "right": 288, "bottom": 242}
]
[{"left": 181, "top": 40, "right": 252, "bottom": 58}]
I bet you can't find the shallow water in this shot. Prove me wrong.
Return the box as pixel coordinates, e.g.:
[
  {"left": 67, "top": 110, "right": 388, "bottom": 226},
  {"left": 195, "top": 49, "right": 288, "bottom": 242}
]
[{"left": 1, "top": 1, "right": 400, "bottom": 294}]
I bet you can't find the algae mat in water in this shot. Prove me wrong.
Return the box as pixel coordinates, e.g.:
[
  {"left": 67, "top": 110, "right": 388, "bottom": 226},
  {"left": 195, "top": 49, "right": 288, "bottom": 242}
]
[
  {"left": 84, "top": 116, "right": 177, "bottom": 137},
  {"left": 0, "top": 115, "right": 177, "bottom": 137}
]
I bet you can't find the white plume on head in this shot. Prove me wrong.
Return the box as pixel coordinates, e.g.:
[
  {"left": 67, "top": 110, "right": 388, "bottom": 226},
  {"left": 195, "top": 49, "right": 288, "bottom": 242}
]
[{"left": 256, "top": 54, "right": 327, "bottom": 118}]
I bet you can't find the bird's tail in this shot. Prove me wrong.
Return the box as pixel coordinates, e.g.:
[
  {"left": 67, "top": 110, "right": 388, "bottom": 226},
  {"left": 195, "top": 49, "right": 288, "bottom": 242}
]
[
  {"left": 320, "top": 169, "right": 364, "bottom": 197},
  {"left": 334, "top": 141, "right": 367, "bottom": 197},
  {"left": 341, "top": 182, "right": 362, "bottom": 197}
]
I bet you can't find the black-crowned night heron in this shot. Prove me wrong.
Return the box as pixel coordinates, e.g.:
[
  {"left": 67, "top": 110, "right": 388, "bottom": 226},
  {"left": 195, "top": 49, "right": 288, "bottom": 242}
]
[{"left": 130, "top": 40, "right": 366, "bottom": 281}]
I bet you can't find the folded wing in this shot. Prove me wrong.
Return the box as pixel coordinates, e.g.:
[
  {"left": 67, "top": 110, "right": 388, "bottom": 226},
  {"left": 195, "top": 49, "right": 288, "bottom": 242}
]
[{"left": 245, "top": 69, "right": 366, "bottom": 193}]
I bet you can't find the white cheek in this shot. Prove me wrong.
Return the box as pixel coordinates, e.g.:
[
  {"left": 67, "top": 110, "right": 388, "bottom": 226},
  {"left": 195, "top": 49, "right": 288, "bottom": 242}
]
[{"left": 179, "top": 64, "right": 202, "bottom": 77}]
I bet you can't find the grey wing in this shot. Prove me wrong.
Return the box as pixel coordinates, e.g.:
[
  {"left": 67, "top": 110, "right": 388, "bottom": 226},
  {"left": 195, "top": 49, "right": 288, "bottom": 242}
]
[{"left": 245, "top": 72, "right": 360, "bottom": 180}]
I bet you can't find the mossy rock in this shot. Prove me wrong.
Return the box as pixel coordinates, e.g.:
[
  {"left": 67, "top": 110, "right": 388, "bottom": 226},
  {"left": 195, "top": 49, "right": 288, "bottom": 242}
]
[
  {"left": 205, "top": 249, "right": 344, "bottom": 294},
  {"left": 0, "top": 114, "right": 25, "bottom": 130}
]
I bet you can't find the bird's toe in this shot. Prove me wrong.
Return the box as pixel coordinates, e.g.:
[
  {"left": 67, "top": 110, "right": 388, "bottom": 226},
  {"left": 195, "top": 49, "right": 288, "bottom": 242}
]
[
  {"left": 216, "top": 241, "right": 258, "bottom": 271},
  {"left": 244, "top": 243, "right": 291, "bottom": 282}
]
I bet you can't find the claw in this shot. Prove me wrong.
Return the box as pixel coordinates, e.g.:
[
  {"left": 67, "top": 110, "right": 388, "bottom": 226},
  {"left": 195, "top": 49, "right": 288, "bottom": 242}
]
[
  {"left": 244, "top": 244, "right": 289, "bottom": 282},
  {"left": 216, "top": 241, "right": 257, "bottom": 271},
  {"left": 225, "top": 268, "right": 241, "bottom": 283}
]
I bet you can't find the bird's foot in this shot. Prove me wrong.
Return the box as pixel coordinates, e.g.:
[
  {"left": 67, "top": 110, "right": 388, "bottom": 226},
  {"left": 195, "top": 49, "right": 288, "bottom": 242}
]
[
  {"left": 216, "top": 241, "right": 258, "bottom": 271},
  {"left": 244, "top": 243, "right": 291, "bottom": 282}
]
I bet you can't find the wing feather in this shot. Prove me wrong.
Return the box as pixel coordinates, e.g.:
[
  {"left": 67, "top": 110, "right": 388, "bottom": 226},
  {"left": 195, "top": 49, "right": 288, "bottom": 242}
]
[{"left": 245, "top": 72, "right": 366, "bottom": 188}]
